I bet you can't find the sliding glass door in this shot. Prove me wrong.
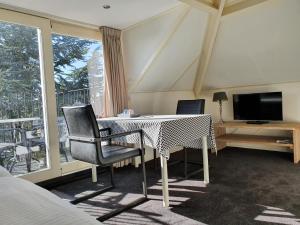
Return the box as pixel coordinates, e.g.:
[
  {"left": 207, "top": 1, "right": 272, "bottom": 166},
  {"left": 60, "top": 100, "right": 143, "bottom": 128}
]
[
  {"left": 0, "top": 9, "right": 104, "bottom": 181},
  {"left": 52, "top": 33, "right": 104, "bottom": 166},
  {"left": 0, "top": 9, "right": 61, "bottom": 182},
  {"left": 0, "top": 20, "right": 50, "bottom": 175}
]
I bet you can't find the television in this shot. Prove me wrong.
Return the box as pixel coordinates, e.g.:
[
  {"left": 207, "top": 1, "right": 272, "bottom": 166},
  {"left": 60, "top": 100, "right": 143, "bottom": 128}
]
[{"left": 233, "top": 92, "right": 283, "bottom": 122}]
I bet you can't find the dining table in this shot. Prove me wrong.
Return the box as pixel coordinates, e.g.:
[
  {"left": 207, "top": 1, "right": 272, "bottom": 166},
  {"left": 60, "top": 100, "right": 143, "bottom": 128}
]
[{"left": 97, "top": 114, "right": 216, "bottom": 207}]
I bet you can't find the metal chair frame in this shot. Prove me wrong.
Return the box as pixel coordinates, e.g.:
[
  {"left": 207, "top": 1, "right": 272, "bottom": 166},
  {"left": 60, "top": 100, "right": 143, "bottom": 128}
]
[
  {"left": 153, "top": 99, "right": 206, "bottom": 179},
  {"left": 62, "top": 108, "right": 148, "bottom": 222}
]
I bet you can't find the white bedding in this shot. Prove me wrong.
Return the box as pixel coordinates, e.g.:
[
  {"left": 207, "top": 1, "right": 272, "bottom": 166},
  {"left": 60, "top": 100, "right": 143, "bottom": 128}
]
[
  {"left": 0, "top": 168, "right": 102, "bottom": 225},
  {"left": 0, "top": 165, "right": 11, "bottom": 177}
]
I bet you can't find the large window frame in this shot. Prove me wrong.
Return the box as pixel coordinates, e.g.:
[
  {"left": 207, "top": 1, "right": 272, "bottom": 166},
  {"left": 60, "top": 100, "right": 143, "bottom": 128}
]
[
  {"left": 51, "top": 21, "right": 103, "bottom": 176},
  {"left": 0, "top": 8, "right": 103, "bottom": 182}
]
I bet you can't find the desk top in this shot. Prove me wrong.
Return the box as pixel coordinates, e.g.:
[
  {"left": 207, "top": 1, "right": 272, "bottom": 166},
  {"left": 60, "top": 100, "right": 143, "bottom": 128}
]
[
  {"left": 98, "top": 114, "right": 210, "bottom": 122},
  {"left": 215, "top": 121, "right": 300, "bottom": 130}
]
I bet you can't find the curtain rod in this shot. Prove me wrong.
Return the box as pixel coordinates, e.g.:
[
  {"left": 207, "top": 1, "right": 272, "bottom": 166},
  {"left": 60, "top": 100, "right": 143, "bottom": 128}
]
[{"left": 100, "top": 26, "right": 122, "bottom": 32}]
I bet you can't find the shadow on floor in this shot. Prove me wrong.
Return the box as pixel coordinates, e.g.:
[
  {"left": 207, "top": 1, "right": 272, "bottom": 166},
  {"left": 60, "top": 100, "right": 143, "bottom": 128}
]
[{"left": 52, "top": 147, "right": 300, "bottom": 225}]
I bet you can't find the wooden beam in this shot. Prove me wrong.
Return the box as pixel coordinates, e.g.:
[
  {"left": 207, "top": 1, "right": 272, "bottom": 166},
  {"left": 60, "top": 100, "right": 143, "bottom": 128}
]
[
  {"left": 129, "top": 6, "right": 190, "bottom": 92},
  {"left": 193, "top": 0, "right": 226, "bottom": 96},
  {"left": 179, "top": 0, "right": 218, "bottom": 13},
  {"left": 168, "top": 55, "right": 200, "bottom": 91},
  {"left": 222, "top": 0, "right": 269, "bottom": 16}
]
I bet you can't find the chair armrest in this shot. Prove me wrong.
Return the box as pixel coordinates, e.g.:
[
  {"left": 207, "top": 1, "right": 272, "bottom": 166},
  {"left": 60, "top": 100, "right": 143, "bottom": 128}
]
[
  {"left": 99, "top": 127, "right": 111, "bottom": 133},
  {"left": 101, "top": 129, "right": 144, "bottom": 149},
  {"left": 100, "top": 129, "right": 142, "bottom": 140},
  {"left": 99, "top": 127, "right": 111, "bottom": 144},
  {"left": 68, "top": 129, "right": 144, "bottom": 149}
]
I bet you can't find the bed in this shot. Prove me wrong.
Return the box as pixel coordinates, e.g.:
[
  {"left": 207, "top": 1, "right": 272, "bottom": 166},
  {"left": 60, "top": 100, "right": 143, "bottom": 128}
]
[{"left": 0, "top": 166, "right": 102, "bottom": 225}]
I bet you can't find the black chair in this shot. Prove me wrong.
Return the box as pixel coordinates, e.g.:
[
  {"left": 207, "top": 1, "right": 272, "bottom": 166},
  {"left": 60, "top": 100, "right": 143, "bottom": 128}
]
[
  {"left": 62, "top": 105, "right": 147, "bottom": 222},
  {"left": 176, "top": 99, "right": 205, "bottom": 115},
  {"left": 177, "top": 99, "right": 205, "bottom": 178},
  {"left": 153, "top": 99, "right": 205, "bottom": 177},
  {"left": 0, "top": 128, "right": 35, "bottom": 173}
]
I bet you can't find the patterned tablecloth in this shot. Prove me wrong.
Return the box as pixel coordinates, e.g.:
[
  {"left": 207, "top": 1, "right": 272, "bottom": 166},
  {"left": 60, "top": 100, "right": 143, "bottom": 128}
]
[{"left": 97, "top": 115, "right": 216, "bottom": 159}]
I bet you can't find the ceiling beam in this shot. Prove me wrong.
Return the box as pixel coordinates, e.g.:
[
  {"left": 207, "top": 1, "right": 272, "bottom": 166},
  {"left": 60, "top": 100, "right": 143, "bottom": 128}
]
[
  {"left": 222, "top": 0, "right": 269, "bottom": 16},
  {"left": 179, "top": 0, "right": 218, "bottom": 13},
  {"left": 168, "top": 54, "right": 201, "bottom": 91},
  {"left": 193, "top": 0, "right": 226, "bottom": 96},
  {"left": 129, "top": 6, "right": 190, "bottom": 92}
]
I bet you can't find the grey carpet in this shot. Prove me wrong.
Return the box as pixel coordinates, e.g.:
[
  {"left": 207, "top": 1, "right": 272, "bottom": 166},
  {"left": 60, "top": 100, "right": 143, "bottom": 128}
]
[{"left": 51, "top": 147, "right": 300, "bottom": 225}]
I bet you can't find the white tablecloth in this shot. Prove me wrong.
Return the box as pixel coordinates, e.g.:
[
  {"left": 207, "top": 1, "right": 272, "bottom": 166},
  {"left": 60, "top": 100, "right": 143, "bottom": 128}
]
[{"left": 98, "top": 114, "right": 216, "bottom": 159}]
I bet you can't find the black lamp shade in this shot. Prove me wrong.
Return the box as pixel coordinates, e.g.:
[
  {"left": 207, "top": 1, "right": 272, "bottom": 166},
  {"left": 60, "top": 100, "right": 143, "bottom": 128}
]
[{"left": 213, "top": 92, "right": 228, "bottom": 102}]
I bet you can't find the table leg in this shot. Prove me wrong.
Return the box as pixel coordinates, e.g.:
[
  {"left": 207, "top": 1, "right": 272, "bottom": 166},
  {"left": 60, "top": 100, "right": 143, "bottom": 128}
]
[
  {"left": 202, "top": 136, "right": 209, "bottom": 184},
  {"left": 160, "top": 155, "right": 169, "bottom": 207},
  {"left": 92, "top": 165, "right": 97, "bottom": 183}
]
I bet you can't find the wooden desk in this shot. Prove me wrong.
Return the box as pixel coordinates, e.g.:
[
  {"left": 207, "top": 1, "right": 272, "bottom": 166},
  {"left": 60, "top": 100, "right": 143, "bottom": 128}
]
[{"left": 214, "top": 122, "right": 300, "bottom": 163}]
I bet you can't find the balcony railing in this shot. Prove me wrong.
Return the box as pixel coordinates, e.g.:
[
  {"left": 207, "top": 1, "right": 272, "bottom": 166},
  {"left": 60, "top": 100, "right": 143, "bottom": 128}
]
[
  {"left": 0, "top": 86, "right": 103, "bottom": 121},
  {"left": 0, "top": 86, "right": 103, "bottom": 175}
]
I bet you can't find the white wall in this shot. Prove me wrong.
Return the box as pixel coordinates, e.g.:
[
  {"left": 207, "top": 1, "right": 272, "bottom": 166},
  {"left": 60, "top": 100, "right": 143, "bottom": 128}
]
[
  {"left": 122, "top": 4, "right": 208, "bottom": 114},
  {"left": 201, "top": 82, "right": 300, "bottom": 123},
  {"left": 203, "top": 0, "right": 300, "bottom": 90},
  {"left": 200, "top": 82, "right": 300, "bottom": 151},
  {"left": 197, "top": 0, "right": 300, "bottom": 152},
  {"left": 129, "top": 91, "right": 195, "bottom": 115}
]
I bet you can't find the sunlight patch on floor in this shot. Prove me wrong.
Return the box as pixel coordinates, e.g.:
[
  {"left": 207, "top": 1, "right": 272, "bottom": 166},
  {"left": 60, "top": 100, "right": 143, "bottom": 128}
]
[{"left": 255, "top": 205, "right": 300, "bottom": 225}]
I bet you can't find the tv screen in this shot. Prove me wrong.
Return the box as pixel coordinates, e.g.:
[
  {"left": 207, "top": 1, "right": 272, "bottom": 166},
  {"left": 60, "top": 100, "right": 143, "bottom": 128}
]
[{"left": 233, "top": 92, "right": 283, "bottom": 121}]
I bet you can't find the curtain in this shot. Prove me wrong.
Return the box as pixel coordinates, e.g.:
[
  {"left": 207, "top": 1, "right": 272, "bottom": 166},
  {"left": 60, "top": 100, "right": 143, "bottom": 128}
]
[{"left": 100, "top": 26, "right": 128, "bottom": 117}]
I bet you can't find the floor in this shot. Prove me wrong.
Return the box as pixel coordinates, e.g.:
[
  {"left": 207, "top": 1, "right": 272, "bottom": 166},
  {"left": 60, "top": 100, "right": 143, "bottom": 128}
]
[
  {"left": 51, "top": 148, "right": 300, "bottom": 225},
  {"left": 9, "top": 150, "right": 73, "bottom": 176}
]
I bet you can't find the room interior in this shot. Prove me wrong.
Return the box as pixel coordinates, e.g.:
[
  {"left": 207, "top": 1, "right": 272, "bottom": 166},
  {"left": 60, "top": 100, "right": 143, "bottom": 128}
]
[{"left": 0, "top": 0, "right": 300, "bottom": 224}]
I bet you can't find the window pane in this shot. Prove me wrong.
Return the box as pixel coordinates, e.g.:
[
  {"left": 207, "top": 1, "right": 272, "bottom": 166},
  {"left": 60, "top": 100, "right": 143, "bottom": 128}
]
[
  {"left": 52, "top": 34, "right": 104, "bottom": 163},
  {"left": 0, "top": 21, "right": 48, "bottom": 175}
]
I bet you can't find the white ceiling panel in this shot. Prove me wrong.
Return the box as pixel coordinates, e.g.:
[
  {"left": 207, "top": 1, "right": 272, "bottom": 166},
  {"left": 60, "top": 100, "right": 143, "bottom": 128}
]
[
  {"left": 135, "top": 8, "right": 208, "bottom": 92},
  {"left": 171, "top": 59, "right": 199, "bottom": 91},
  {"left": 204, "top": 0, "right": 300, "bottom": 90},
  {"left": 122, "top": 5, "right": 187, "bottom": 87},
  {"left": 0, "top": 0, "right": 179, "bottom": 29}
]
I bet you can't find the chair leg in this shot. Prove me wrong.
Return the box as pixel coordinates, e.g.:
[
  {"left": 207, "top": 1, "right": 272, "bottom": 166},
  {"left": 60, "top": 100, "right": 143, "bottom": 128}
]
[
  {"left": 71, "top": 166, "right": 114, "bottom": 205},
  {"left": 110, "top": 165, "right": 115, "bottom": 187},
  {"left": 153, "top": 148, "right": 157, "bottom": 170},
  {"left": 183, "top": 148, "right": 204, "bottom": 179},
  {"left": 25, "top": 150, "right": 32, "bottom": 173},
  {"left": 167, "top": 147, "right": 204, "bottom": 179},
  {"left": 184, "top": 148, "right": 188, "bottom": 179},
  {"left": 141, "top": 149, "right": 148, "bottom": 198},
  {"left": 7, "top": 157, "right": 17, "bottom": 173},
  {"left": 60, "top": 143, "right": 69, "bottom": 162},
  {"left": 97, "top": 151, "right": 148, "bottom": 222}
]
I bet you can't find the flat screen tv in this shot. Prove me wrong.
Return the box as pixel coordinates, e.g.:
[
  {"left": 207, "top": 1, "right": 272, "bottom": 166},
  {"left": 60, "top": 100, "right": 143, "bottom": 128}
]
[{"left": 233, "top": 92, "right": 283, "bottom": 122}]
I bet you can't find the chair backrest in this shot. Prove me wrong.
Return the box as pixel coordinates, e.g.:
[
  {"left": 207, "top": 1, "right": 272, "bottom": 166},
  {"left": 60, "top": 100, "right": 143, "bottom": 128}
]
[
  {"left": 176, "top": 99, "right": 205, "bottom": 115},
  {"left": 62, "top": 105, "right": 102, "bottom": 165}
]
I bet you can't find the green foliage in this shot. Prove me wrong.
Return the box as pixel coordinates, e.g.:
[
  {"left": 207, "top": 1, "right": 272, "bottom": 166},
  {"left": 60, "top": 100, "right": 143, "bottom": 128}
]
[
  {"left": 0, "top": 21, "right": 98, "bottom": 119},
  {"left": 52, "top": 34, "right": 91, "bottom": 93}
]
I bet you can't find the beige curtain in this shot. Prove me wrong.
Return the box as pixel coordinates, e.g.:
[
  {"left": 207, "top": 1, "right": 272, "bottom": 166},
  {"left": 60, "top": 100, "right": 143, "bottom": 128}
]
[{"left": 100, "top": 26, "right": 128, "bottom": 117}]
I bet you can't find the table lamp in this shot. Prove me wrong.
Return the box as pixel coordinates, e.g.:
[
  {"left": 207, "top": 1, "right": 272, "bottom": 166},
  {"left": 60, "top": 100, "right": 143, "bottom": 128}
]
[{"left": 213, "top": 92, "right": 228, "bottom": 123}]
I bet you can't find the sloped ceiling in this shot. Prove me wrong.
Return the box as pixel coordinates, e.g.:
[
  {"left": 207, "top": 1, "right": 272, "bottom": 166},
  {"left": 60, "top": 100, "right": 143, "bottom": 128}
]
[
  {"left": 203, "top": 0, "right": 300, "bottom": 90},
  {"left": 122, "top": 4, "right": 209, "bottom": 92},
  {"left": 0, "top": 0, "right": 179, "bottom": 29}
]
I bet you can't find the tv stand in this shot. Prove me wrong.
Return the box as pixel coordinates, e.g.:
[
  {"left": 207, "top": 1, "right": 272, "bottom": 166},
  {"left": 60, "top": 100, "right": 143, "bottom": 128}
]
[
  {"left": 246, "top": 121, "right": 269, "bottom": 124},
  {"left": 214, "top": 121, "right": 300, "bottom": 163}
]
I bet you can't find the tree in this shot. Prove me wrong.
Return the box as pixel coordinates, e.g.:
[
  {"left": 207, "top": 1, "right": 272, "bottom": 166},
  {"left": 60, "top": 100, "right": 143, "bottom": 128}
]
[
  {"left": 0, "top": 21, "right": 95, "bottom": 119},
  {"left": 52, "top": 34, "right": 91, "bottom": 93}
]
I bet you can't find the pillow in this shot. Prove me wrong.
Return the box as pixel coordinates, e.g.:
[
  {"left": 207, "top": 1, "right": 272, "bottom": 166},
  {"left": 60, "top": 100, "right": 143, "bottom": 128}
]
[{"left": 0, "top": 166, "right": 11, "bottom": 177}]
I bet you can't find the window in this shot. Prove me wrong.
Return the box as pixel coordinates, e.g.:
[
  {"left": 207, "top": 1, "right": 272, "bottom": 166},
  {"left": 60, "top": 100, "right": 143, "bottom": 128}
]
[
  {"left": 0, "top": 9, "right": 103, "bottom": 181},
  {"left": 0, "top": 21, "right": 48, "bottom": 175},
  {"left": 52, "top": 34, "right": 104, "bottom": 163}
]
